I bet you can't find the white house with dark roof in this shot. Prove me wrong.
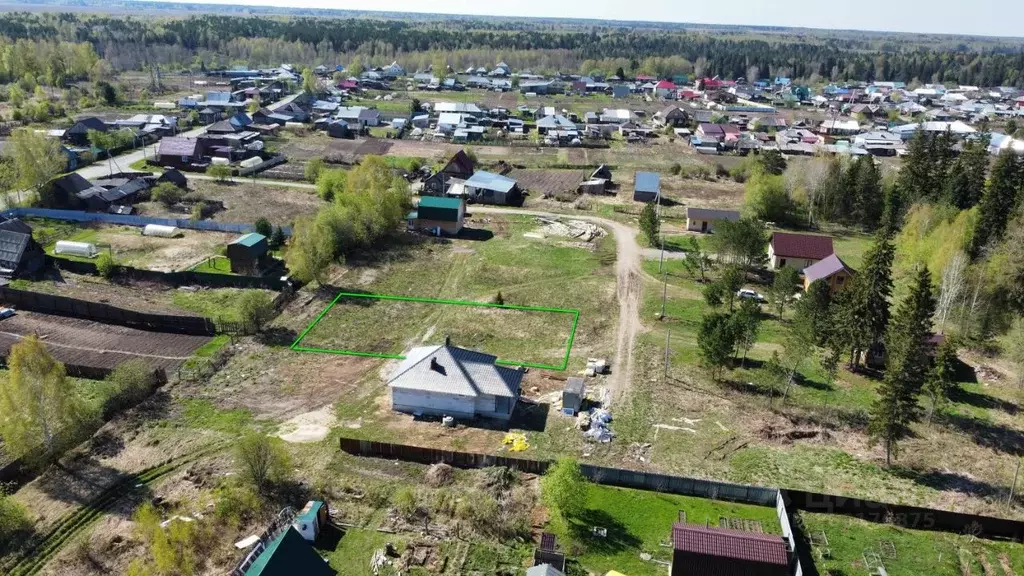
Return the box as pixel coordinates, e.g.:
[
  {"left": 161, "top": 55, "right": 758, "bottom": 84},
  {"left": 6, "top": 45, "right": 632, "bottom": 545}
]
[
  {"left": 387, "top": 338, "right": 524, "bottom": 420},
  {"left": 387, "top": 340, "right": 523, "bottom": 421}
]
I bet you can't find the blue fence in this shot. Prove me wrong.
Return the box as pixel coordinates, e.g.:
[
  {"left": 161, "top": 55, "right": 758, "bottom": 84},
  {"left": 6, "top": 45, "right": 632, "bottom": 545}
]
[{"left": 2, "top": 208, "right": 292, "bottom": 237}]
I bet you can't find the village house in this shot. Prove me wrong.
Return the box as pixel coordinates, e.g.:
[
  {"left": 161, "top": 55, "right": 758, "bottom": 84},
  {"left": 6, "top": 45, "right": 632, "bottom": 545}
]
[
  {"left": 653, "top": 79, "right": 677, "bottom": 98},
  {"left": 387, "top": 339, "right": 523, "bottom": 422},
  {"left": 226, "top": 233, "right": 270, "bottom": 275},
  {"left": 462, "top": 171, "right": 523, "bottom": 206},
  {"left": 156, "top": 137, "right": 205, "bottom": 170},
  {"left": 63, "top": 117, "right": 108, "bottom": 146},
  {"left": 685, "top": 207, "right": 741, "bottom": 233},
  {"left": 0, "top": 218, "right": 45, "bottom": 279},
  {"left": 768, "top": 232, "right": 835, "bottom": 270},
  {"left": 407, "top": 196, "right": 466, "bottom": 235},
  {"left": 654, "top": 105, "right": 689, "bottom": 127},
  {"left": 423, "top": 149, "right": 476, "bottom": 195},
  {"left": 802, "top": 253, "right": 855, "bottom": 294},
  {"left": 670, "top": 523, "right": 789, "bottom": 576}
]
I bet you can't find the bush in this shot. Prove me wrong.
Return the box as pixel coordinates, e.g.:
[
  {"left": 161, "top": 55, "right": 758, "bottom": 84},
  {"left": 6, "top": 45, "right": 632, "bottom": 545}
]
[
  {"left": 269, "top": 226, "right": 286, "bottom": 249},
  {"left": 101, "top": 359, "right": 155, "bottom": 417},
  {"left": 206, "top": 163, "right": 233, "bottom": 183},
  {"left": 431, "top": 488, "right": 457, "bottom": 516},
  {"left": 253, "top": 217, "right": 273, "bottom": 238},
  {"left": 669, "top": 162, "right": 682, "bottom": 176},
  {"left": 392, "top": 487, "right": 417, "bottom": 518},
  {"left": 540, "top": 458, "right": 587, "bottom": 521},
  {"left": 96, "top": 252, "right": 118, "bottom": 279},
  {"left": 715, "top": 163, "right": 730, "bottom": 178},
  {"left": 152, "top": 182, "right": 184, "bottom": 208},
  {"left": 364, "top": 482, "right": 395, "bottom": 508},
  {"left": 236, "top": 291, "right": 274, "bottom": 334},
  {"left": 304, "top": 158, "right": 325, "bottom": 183},
  {"left": 235, "top": 433, "right": 290, "bottom": 495},
  {"left": 0, "top": 495, "right": 31, "bottom": 551},
  {"left": 213, "top": 483, "right": 263, "bottom": 529}
]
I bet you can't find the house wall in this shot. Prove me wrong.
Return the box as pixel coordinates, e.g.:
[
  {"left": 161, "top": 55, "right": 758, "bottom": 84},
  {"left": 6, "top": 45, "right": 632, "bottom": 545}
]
[
  {"left": 391, "top": 387, "right": 476, "bottom": 418},
  {"left": 686, "top": 218, "right": 726, "bottom": 233},
  {"left": 804, "top": 269, "right": 852, "bottom": 294},
  {"left": 768, "top": 244, "right": 821, "bottom": 270},
  {"left": 411, "top": 217, "right": 463, "bottom": 235},
  {"left": 474, "top": 394, "right": 514, "bottom": 421}
]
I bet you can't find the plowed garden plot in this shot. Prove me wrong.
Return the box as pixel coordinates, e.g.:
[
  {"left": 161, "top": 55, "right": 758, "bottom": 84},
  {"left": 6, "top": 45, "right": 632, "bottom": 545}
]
[
  {"left": 0, "top": 312, "right": 210, "bottom": 372},
  {"left": 138, "top": 181, "right": 321, "bottom": 226},
  {"left": 508, "top": 168, "right": 589, "bottom": 197}
]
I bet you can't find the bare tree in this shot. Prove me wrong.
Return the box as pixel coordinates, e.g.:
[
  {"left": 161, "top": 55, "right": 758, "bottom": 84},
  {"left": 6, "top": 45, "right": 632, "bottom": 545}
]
[
  {"left": 936, "top": 251, "right": 968, "bottom": 334},
  {"left": 746, "top": 65, "right": 760, "bottom": 84}
]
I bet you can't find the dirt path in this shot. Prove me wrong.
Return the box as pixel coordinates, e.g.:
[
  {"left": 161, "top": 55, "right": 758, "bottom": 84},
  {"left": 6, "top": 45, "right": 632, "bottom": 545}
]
[{"left": 472, "top": 207, "right": 644, "bottom": 405}]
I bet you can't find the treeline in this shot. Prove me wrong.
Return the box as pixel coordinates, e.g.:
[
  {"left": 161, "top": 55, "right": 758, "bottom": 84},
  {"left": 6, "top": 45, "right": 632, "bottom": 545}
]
[{"left": 1, "top": 12, "right": 1024, "bottom": 86}]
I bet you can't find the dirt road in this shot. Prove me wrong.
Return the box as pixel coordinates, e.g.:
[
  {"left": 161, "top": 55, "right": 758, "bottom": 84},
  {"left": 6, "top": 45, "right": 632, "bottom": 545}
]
[{"left": 472, "top": 207, "right": 643, "bottom": 405}]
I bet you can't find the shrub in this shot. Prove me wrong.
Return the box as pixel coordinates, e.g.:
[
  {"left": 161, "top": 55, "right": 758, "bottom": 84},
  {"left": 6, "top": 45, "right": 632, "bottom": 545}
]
[
  {"left": 0, "top": 495, "right": 31, "bottom": 551},
  {"left": 431, "top": 489, "right": 457, "bottom": 516},
  {"left": 425, "top": 463, "right": 455, "bottom": 487},
  {"left": 206, "top": 163, "right": 233, "bottom": 183},
  {"left": 715, "top": 163, "right": 730, "bottom": 178},
  {"left": 190, "top": 201, "right": 207, "bottom": 221},
  {"left": 392, "top": 487, "right": 417, "bottom": 518},
  {"left": 152, "top": 182, "right": 184, "bottom": 208},
  {"left": 236, "top": 291, "right": 274, "bottom": 335},
  {"left": 253, "top": 217, "right": 273, "bottom": 238},
  {"left": 669, "top": 162, "right": 682, "bottom": 176},
  {"left": 96, "top": 252, "right": 118, "bottom": 279},
  {"left": 269, "top": 226, "right": 286, "bottom": 249},
  {"left": 365, "top": 482, "right": 395, "bottom": 508},
  {"left": 101, "top": 359, "right": 155, "bottom": 417},
  {"left": 235, "top": 433, "right": 290, "bottom": 495},
  {"left": 304, "top": 158, "right": 325, "bottom": 183}
]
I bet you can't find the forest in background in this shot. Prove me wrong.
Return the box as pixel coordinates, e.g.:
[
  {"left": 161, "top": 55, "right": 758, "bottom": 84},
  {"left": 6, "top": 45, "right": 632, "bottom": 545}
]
[{"left": 0, "top": 11, "right": 1022, "bottom": 86}]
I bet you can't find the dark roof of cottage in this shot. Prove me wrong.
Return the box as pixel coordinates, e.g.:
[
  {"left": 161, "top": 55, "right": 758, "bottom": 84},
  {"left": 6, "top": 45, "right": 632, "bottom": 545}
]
[
  {"left": 206, "top": 120, "right": 239, "bottom": 133},
  {"left": 52, "top": 173, "right": 97, "bottom": 196},
  {"left": 687, "top": 207, "right": 741, "bottom": 221},
  {"left": 244, "top": 527, "right": 332, "bottom": 576},
  {"left": 802, "top": 253, "right": 852, "bottom": 282},
  {"left": 771, "top": 232, "right": 834, "bottom": 260},
  {"left": 159, "top": 137, "right": 200, "bottom": 157},
  {"left": 671, "top": 523, "right": 788, "bottom": 566},
  {"left": 443, "top": 149, "right": 476, "bottom": 175},
  {"left": 0, "top": 227, "right": 31, "bottom": 271},
  {"left": 68, "top": 117, "right": 107, "bottom": 134}
]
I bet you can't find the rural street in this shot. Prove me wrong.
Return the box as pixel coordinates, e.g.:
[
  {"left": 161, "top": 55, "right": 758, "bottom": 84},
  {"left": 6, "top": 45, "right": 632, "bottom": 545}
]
[
  {"left": 472, "top": 206, "right": 644, "bottom": 407},
  {"left": 73, "top": 92, "right": 303, "bottom": 181}
]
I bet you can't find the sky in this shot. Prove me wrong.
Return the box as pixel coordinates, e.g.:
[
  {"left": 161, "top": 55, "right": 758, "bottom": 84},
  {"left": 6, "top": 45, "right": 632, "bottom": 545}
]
[{"left": 150, "top": 0, "right": 1024, "bottom": 38}]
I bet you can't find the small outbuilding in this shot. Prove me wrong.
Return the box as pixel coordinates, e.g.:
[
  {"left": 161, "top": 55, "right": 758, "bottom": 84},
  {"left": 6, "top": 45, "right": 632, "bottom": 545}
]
[
  {"left": 242, "top": 527, "right": 332, "bottom": 576},
  {"left": 562, "top": 377, "right": 585, "bottom": 416},
  {"left": 292, "top": 500, "right": 329, "bottom": 542},
  {"left": 633, "top": 171, "right": 661, "bottom": 203},
  {"left": 686, "top": 207, "right": 741, "bottom": 233},
  {"left": 408, "top": 196, "right": 465, "bottom": 235},
  {"left": 0, "top": 219, "right": 45, "bottom": 278},
  {"left": 226, "top": 232, "right": 270, "bottom": 275}
]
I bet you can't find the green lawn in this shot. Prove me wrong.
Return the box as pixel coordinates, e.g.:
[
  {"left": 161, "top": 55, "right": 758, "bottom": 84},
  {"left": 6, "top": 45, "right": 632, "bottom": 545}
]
[
  {"left": 295, "top": 215, "right": 617, "bottom": 371},
  {"left": 189, "top": 256, "right": 234, "bottom": 275},
  {"left": 171, "top": 288, "right": 274, "bottom": 322},
  {"left": 551, "top": 483, "right": 779, "bottom": 576},
  {"left": 801, "top": 512, "right": 1024, "bottom": 576}
]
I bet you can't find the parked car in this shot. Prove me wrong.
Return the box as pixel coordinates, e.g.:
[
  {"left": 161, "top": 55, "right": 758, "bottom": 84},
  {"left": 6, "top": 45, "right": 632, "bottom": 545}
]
[
  {"left": 736, "top": 289, "right": 767, "bottom": 303},
  {"left": 0, "top": 307, "right": 16, "bottom": 319}
]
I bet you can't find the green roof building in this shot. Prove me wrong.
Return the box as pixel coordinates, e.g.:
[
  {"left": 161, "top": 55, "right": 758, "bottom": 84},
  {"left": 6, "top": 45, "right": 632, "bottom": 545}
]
[
  {"left": 244, "top": 527, "right": 332, "bottom": 576},
  {"left": 226, "top": 232, "right": 269, "bottom": 275},
  {"left": 408, "top": 196, "right": 465, "bottom": 235}
]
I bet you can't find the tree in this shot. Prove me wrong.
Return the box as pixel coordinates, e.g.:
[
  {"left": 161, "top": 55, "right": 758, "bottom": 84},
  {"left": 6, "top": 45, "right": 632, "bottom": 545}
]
[
  {"left": 680, "top": 236, "right": 713, "bottom": 282},
  {"left": 236, "top": 432, "right": 290, "bottom": 495},
  {"left": 639, "top": 202, "right": 660, "bottom": 246},
  {"left": 833, "top": 234, "right": 894, "bottom": 368},
  {"left": 347, "top": 57, "right": 364, "bottom": 78},
  {"left": 720, "top": 265, "right": 744, "bottom": 312},
  {"left": 253, "top": 217, "right": 273, "bottom": 238},
  {"left": 768, "top": 267, "right": 800, "bottom": 317},
  {"left": 732, "top": 298, "right": 762, "bottom": 365},
  {"left": 269, "top": 226, "right": 286, "bottom": 249},
  {"left": 304, "top": 158, "right": 325, "bottom": 184},
  {"left": 151, "top": 181, "right": 184, "bottom": 208},
  {"left": 286, "top": 213, "right": 337, "bottom": 285},
  {"left": 706, "top": 217, "right": 768, "bottom": 270},
  {"left": 410, "top": 97, "right": 422, "bottom": 115},
  {"left": 432, "top": 56, "right": 448, "bottom": 81},
  {"left": 935, "top": 251, "right": 968, "bottom": 333},
  {"left": 206, "top": 163, "right": 233, "bottom": 183},
  {"left": 4, "top": 128, "right": 66, "bottom": 202},
  {"left": 795, "top": 279, "right": 833, "bottom": 346},
  {"left": 698, "top": 312, "right": 737, "bottom": 380},
  {"left": 969, "top": 151, "right": 1022, "bottom": 259},
  {"left": 756, "top": 149, "right": 786, "bottom": 176},
  {"left": 744, "top": 169, "right": 792, "bottom": 224},
  {"left": 944, "top": 135, "right": 989, "bottom": 210},
  {"left": 315, "top": 168, "right": 347, "bottom": 202},
  {"left": 0, "top": 495, "right": 31, "bottom": 552},
  {"left": 779, "top": 308, "right": 816, "bottom": 404},
  {"left": 0, "top": 335, "right": 87, "bottom": 464},
  {"left": 703, "top": 281, "right": 725, "bottom": 308},
  {"left": 850, "top": 155, "right": 883, "bottom": 228},
  {"left": 95, "top": 252, "right": 118, "bottom": 279},
  {"left": 897, "top": 129, "right": 936, "bottom": 204},
  {"left": 237, "top": 291, "right": 274, "bottom": 334},
  {"left": 87, "top": 128, "right": 117, "bottom": 173},
  {"left": 868, "top": 265, "right": 936, "bottom": 465},
  {"left": 540, "top": 459, "right": 587, "bottom": 521},
  {"left": 615, "top": 66, "right": 626, "bottom": 79},
  {"left": 924, "top": 337, "right": 958, "bottom": 423},
  {"left": 301, "top": 67, "right": 317, "bottom": 94},
  {"left": 494, "top": 291, "right": 505, "bottom": 305}
]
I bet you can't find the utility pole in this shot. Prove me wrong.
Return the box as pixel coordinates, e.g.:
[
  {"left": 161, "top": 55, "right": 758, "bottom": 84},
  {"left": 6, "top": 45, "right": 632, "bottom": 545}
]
[
  {"left": 663, "top": 328, "right": 671, "bottom": 381},
  {"left": 1009, "top": 458, "right": 1021, "bottom": 510}
]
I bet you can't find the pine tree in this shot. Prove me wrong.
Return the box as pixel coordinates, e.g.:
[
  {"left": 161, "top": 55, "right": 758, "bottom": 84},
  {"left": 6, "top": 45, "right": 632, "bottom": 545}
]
[
  {"left": 868, "top": 265, "right": 936, "bottom": 465},
  {"left": 697, "top": 313, "right": 737, "bottom": 380},
  {"left": 924, "top": 337, "right": 958, "bottom": 423},
  {"left": 969, "top": 150, "right": 1022, "bottom": 259},
  {"left": 832, "top": 234, "right": 894, "bottom": 367},
  {"left": 944, "top": 135, "right": 989, "bottom": 210},
  {"left": 897, "top": 129, "right": 935, "bottom": 203},
  {"left": 639, "top": 202, "right": 660, "bottom": 247},
  {"left": 795, "top": 279, "right": 833, "bottom": 346},
  {"left": 879, "top": 183, "right": 905, "bottom": 239},
  {"left": 852, "top": 156, "right": 883, "bottom": 228}
]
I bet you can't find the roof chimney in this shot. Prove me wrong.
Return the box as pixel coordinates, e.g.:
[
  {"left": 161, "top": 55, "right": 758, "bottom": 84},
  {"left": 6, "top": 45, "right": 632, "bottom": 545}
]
[{"left": 444, "top": 335, "right": 451, "bottom": 347}]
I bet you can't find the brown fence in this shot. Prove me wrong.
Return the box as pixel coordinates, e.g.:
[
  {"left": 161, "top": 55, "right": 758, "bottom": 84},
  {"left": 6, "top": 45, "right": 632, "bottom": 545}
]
[
  {"left": 48, "top": 256, "right": 292, "bottom": 291},
  {"left": 339, "top": 436, "right": 1024, "bottom": 543},
  {"left": 338, "top": 437, "right": 776, "bottom": 505},
  {"left": 0, "top": 286, "right": 216, "bottom": 336}
]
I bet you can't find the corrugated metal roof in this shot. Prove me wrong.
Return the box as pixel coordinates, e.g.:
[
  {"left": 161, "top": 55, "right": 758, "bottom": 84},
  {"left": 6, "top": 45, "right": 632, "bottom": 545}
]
[
  {"left": 418, "top": 196, "right": 462, "bottom": 210},
  {"left": 671, "top": 523, "right": 788, "bottom": 566},
  {"left": 231, "top": 233, "right": 266, "bottom": 247},
  {"left": 465, "top": 171, "right": 517, "bottom": 194},
  {"left": 0, "top": 229, "right": 30, "bottom": 270},
  {"left": 634, "top": 171, "right": 661, "bottom": 193},
  {"left": 803, "top": 253, "right": 852, "bottom": 282},
  {"left": 158, "top": 137, "right": 200, "bottom": 157},
  {"left": 388, "top": 344, "right": 522, "bottom": 398},
  {"left": 771, "top": 232, "right": 834, "bottom": 260},
  {"left": 687, "top": 208, "right": 741, "bottom": 221},
  {"left": 525, "top": 565, "right": 565, "bottom": 576}
]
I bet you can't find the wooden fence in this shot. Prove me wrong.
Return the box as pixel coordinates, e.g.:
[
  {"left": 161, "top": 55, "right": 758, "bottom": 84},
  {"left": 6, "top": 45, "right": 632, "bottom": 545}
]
[{"left": 48, "top": 255, "right": 293, "bottom": 291}]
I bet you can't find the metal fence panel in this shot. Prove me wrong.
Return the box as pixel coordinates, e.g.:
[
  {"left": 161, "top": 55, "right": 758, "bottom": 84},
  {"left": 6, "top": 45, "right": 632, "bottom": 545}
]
[{"left": 3, "top": 207, "right": 291, "bottom": 236}]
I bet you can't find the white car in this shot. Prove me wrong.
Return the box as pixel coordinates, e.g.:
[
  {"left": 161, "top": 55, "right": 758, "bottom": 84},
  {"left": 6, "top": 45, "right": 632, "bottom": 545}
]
[
  {"left": 736, "top": 289, "right": 767, "bottom": 303},
  {"left": 0, "top": 307, "right": 15, "bottom": 319}
]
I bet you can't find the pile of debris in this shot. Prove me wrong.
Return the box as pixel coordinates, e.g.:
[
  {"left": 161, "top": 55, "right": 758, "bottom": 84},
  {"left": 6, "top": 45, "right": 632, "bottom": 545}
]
[
  {"left": 577, "top": 407, "right": 614, "bottom": 443},
  {"left": 585, "top": 357, "right": 609, "bottom": 377},
  {"left": 533, "top": 217, "right": 606, "bottom": 242},
  {"left": 502, "top": 432, "right": 530, "bottom": 452}
]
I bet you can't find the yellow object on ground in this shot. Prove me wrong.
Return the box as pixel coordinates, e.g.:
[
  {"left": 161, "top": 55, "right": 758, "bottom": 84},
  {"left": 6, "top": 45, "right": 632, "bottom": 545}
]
[
  {"left": 605, "top": 572, "right": 628, "bottom": 576},
  {"left": 501, "top": 432, "right": 529, "bottom": 451}
]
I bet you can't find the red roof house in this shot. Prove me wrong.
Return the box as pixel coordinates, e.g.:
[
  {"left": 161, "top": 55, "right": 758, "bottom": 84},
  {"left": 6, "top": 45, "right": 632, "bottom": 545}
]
[
  {"left": 768, "top": 232, "right": 834, "bottom": 270},
  {"left": 670, "top": 523, "right": 789, "bottom": 576}
]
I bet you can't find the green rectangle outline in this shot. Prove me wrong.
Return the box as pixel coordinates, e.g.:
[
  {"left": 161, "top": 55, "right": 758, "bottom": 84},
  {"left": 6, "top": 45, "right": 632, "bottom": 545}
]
[{"left": 290, "top": 291, "right": 580, "bottom": 371}]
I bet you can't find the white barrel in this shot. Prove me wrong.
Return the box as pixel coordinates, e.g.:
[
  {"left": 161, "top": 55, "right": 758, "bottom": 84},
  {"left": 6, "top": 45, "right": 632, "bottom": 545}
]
[
  {"left": 54, "top": 241, "right": 98, "bottom": 258},
  {"left": 142, "top": 224, "right": 180, "bottom": 237}
]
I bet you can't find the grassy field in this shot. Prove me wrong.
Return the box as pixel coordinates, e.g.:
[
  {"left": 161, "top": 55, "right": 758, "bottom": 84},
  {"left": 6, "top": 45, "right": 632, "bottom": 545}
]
[
  {"left": 293, "top": 214, "right": 616, "bottom": 372},
  {"left": 801, "top": 512, "right": 1024, "bottom": 576},
  {"left": 189, "top": 255, "right": 233, "bottom": 274},
  {"left": 172, "top": 287, "right": 276, "bottom": 322},
  {"left": 551, "top": 483, "right": 780, "bottom": 576}
]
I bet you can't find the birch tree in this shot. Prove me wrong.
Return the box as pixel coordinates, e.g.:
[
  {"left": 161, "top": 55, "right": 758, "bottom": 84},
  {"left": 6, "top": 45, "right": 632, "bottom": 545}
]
[{"left": 936, "top": 251, "right": 968, "bottom": 334}]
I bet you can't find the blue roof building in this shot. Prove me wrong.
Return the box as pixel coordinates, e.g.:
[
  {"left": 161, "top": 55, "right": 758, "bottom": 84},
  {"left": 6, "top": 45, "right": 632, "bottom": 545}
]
[
  {"left": 633, "top": 171, "right": 661, "bottom": 203},
  {"left": 463, "top": 171, "right": 523, "bottom": 206}
]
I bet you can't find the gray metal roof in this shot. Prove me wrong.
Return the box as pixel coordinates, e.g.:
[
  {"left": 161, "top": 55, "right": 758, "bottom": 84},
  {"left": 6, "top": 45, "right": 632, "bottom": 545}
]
[
  {"left": 526, "top": 565, "right": 565, "bottom": 576},
  {"left": 465, "top": 171, "right": 517, "bottom": 194},
  {"left": 687, "top": 207, "right": 741, "bottom": 221},
  {"left": 388, "top": 344, "right": 522, "bottom": 398},
  {"left": 0, "top": 219, "right": 31, "bottom": 270},
  {"left": 634, "top": 171, "right": 661, "bottom": 193}
]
